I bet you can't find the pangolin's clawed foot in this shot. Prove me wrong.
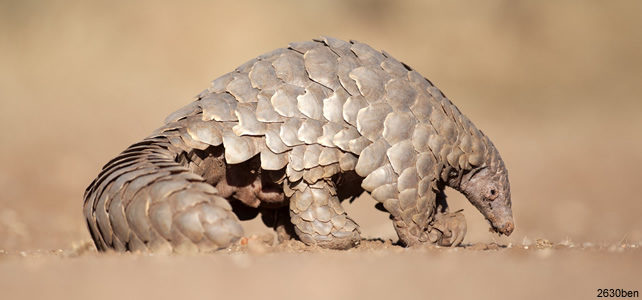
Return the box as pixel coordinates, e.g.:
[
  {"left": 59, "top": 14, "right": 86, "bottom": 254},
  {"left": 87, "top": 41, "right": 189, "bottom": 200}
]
[
  {"left": 289, "top": 182, "right": 361, "bottom": 250},
  {"left": 429, "top": 210, "right": 467, "bottom": 247}
]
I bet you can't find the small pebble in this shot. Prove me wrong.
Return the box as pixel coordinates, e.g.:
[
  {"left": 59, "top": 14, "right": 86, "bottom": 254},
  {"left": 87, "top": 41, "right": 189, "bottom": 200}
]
[{"left": 535, "top": 239, "right": 553, "bottom": 249}]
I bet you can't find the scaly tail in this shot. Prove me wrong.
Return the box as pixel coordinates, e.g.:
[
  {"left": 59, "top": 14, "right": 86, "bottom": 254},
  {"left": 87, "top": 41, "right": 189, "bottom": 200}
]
[{"left": 83, "top": 136, "right": 242, "bottom": 253}]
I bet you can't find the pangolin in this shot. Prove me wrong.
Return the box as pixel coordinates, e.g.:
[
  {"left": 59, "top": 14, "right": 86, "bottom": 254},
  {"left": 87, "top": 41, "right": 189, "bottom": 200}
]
[{"left": 83, "top": 37, "right": 514, "bottom": 253}]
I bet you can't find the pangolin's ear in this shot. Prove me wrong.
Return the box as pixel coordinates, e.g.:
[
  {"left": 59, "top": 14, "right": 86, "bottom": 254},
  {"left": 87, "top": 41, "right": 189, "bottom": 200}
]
[{"left": 484, "top": 184, "right": 498, "bottom": 201}]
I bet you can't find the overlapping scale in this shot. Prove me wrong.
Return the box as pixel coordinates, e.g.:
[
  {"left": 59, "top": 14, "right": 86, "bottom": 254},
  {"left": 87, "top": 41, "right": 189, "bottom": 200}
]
[{"left": 303, "top": 45, "right": 340, "bottom": 90}]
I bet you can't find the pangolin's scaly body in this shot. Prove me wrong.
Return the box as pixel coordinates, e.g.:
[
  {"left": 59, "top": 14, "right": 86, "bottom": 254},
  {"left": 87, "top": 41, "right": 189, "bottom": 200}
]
[{"left": 83, "top": 37, "right": 514, "bottom": 253}]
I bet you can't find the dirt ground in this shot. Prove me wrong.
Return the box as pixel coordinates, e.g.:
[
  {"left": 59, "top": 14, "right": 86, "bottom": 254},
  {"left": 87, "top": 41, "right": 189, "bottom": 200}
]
[{"left": 0, "top": 1, "right": 640, "bottom": 299}]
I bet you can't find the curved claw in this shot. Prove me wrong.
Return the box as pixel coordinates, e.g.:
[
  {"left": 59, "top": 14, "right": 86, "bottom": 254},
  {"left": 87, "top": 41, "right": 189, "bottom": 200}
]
[{"left": 430, "top": 211, "right": 467, "bottom": 247}]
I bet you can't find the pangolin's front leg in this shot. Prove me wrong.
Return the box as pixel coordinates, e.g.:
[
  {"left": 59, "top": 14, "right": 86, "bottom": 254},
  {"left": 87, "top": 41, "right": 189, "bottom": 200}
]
[
  {"left": 422, "top": 188, "right": 465, "bottom": 246},
  {"left": 380, "top": 179, "right": 466, "bottom": 247},
  {"left": 430, "top": 210, "right": 467, "bottom": 247},
  {"left": 377, "top": 179, "right": 437, "bottom": 247},
  {"left": 288, "top": 180, "right": 360, "bottom": 249}
]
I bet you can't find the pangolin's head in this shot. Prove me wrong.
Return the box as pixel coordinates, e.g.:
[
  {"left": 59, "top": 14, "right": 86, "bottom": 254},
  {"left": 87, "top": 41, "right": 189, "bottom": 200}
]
[{"left": 460, "top": 148, "right": 514, "bottom": 236}]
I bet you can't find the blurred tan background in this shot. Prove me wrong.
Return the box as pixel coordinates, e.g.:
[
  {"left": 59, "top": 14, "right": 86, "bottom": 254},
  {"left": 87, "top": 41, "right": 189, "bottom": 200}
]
[{"left": 1, "top": 0, "right": 641, "bottom": 252}]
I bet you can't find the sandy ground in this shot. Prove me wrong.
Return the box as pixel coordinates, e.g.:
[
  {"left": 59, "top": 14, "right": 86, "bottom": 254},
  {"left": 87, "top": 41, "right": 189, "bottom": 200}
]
[
  {"left": 1, "top": 241, "right": 641, "bottom": 300},
  {"left": 0, "top": 1, "right": 641, "bottom": 299}
]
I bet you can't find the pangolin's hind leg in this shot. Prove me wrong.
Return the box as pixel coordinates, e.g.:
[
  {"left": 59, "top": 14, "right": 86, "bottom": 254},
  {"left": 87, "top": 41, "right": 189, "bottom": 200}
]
[
  {"left": 289, "top": 180, "right": 360, "bottom": 249},
  {"left": 83, "top": 137, "right": 244, "bottom": 253}
]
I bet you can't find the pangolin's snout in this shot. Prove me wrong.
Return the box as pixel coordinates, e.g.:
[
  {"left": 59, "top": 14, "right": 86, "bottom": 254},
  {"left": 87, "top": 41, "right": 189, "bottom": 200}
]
[{"left": 499, "top": 221, "right": 514, "bottom": 236}]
